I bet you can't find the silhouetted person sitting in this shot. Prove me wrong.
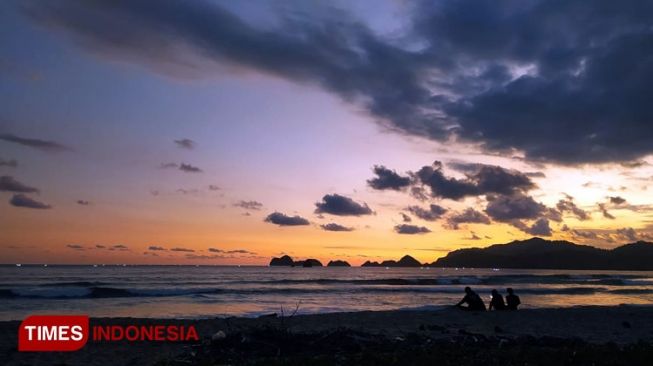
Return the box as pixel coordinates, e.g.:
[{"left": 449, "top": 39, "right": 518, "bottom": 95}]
[
  {"left": 488, "top": 289, "right": 506, "bottom": 311},
  {"left": 455, "top": 286, "right": 486, "bottom": 311},
  {"left": 506, "top": 288, "right": 521, "bottom": 310}
]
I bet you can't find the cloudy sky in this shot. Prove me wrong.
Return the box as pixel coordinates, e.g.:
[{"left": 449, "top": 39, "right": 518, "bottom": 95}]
[{"left": 2, "top": 0, "right": 653, "bottom": 265}]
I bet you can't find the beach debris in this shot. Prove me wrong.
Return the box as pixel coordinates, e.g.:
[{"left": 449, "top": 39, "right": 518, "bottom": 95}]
[{"left": 212, "top": 330, "right": 227, "bottom": 342}]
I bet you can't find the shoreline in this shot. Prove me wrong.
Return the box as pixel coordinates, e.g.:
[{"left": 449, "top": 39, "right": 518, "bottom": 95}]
[{"left": 3, "top": 305, "right": 653, "bottom": 365}]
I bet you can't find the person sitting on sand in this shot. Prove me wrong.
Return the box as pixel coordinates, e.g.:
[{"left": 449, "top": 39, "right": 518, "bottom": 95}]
[
  {"left": 455, "top": 286, "right": 486, "bottom": 311},
  {"left": 506, "top": 288, "right": 521, "bottom": 310},
  {"left": 488, "top": 289, "right": 506, "bottom": 311}
]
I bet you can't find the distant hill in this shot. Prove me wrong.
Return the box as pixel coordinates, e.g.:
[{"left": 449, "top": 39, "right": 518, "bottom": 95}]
[
  {"left": 362, "top": 255, "right": 422, "bottom": 267},
  {"left": 327, "top": 260, "right": 351, "bottom": 267},
  {"left": 432, "top": 237, "right": 653, "bottom": 270},
  {"left": 268, "top": 255, "right": 323, "bottom": 267},
  {"left": 269, "top": 255, "right": 294, "bottom": 266}
]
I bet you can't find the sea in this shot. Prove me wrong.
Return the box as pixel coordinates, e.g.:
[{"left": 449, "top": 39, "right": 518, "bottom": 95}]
[{"left": 1, "top": 265, "right": 652, "bottom": 321}]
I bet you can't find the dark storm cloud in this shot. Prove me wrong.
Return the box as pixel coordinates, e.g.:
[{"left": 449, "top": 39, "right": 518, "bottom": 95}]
[
  {"left": 367, "top": 165, "right": 411, "bottom": 190},
  {"left": 264, "top": 212, "right": 310, "bottom": 226},
  {"left": 0, "top": 133, "right": 70, "bottom": 152},
  {"left": 321, "top": 223, "right": 354, "bottom": 232},
  {"left": 170, "top": 247, "right": 195, "bottom": 252},
  {"left": 25, "top": 0, "right": 653, "bottom": 164},
  {"left": 415, "top": 161, "right": 535, "bottom": 200},
  {"left": 233, "top": 200, "right": 263, "bottom": 211},
  {"left": 485, "top": 193, "right": 546, "bottom": 222},
  {"left": 0, "top": 158, "right": 18, "bottom": 167},
  {"left": 174, "top": 138, "right": 195, "bottom": 149},
  {"left": 446, "top": 208, "right": 491, "bottom": 229},
  {"left": 394, "top": 224, "right": 431, "bottom": 235},
  {"left": 148, "top": 245, "right": 166, "bottom": 251},
  {"left": 10, "top": 194, "right": 51, "bottom": 209},
  {"left": 314, "top": 194, "right": 373, "bottom": 216},
  {"left": 406, "top": 204, "right": 447, "bottom": 221},
  {"left": 556, "top": 195, "right": 590, "bottom": 221},
  {"left": 0, "top": 176, "right": 39, "bottom": 193}
]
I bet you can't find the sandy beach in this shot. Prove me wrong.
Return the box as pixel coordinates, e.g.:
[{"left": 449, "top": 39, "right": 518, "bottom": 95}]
[{"left": 3, "top": 305, "right": 653, "bottom": 365}]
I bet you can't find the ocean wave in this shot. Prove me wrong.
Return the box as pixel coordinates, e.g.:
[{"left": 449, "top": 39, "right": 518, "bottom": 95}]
[{"left": 0, "top": 284, "right": 630, "bottom": 299}]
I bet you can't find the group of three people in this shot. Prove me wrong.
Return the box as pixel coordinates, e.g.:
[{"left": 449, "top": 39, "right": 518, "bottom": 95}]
[{"left": 455, "top": 287, "right": 520, "bottom": 311}]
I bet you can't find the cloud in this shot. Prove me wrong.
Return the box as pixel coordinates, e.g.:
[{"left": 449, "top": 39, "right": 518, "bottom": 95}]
[
  {"left": 616, "top": 227, "right": 638, "bottom": 242},
  {"left": 174, "top": 138, "right": 195, "bottom": 149},
  {"left": 556, "top": 195, "right": 590, "bottom": 221},
  {"left": 179, "top": 163, "right": 202, "bottom": 173},
  {"left": 415, "top": 161, "right": 535, "bottom": 200},
  {"left": 321, "top": 223, "right": 354, "bottom": 232},
  {"left": 148, "top": 246, "right": 166, "bottom": 251},
  {"left": 10, "top": 194, "right": 51, "bottom": 209},
  {"left": 0, "top": 176, "right": 39, "bottom": 193},
  {"left": 110, "top": 244, "right": 129, "bottom": 251},
  {"left": 95, "top": 245, "right": 106, "bottom": 249},
  {"left": 406, "top": 204, "right": 447, "bottom": 221},
  {"left": 66, "top": 244, "right": 85, "bottom": 250},
  {"left": 598, "top": 203, "right": 615, "bottom": 220},
  {"left": 446, "top": 208, "right": 491, "bottom": 229},
  {"left": 400, "top": 213, "right": 412, "bottom": 223},
  {"left": 609, "top": 196, "right": 627, "bottom": 205},
  {"left": 76, "top": 200, "right": 90, "bottom": 205},
  {"left": 207, "top": 247, "right": 257, "bottom": 255},
  {"left": 160, "top": 162, "right": 202, "bottom": 173},
  {"left": 314, "top": 194, "right": 373, "bottom": 216},
  {"left": 0, "top": 158, "right": 17, "bottom": 167},
  {"left": 264, "top": 212, "right": 310, "bottom": 226},
  {"left": 0, "top": 133, "right": 70, "bottom": 152},
  {"left": 225, "top": 249, "right": 256, "bottom": 254},
  {"left": 233, "top": 200, "right": 263, "bottom": 211},
  {"left": 508, "top": 218, "right": 553, "bottom": 236},
  {"left": 26, "top": 1, "right": 653, "bottom": 165},
  {"left": 485, "top": 193, "right": 546, "bottom": 222},
  {"left": 466, "top": 231, "right": 482, "bottom": 240},
  {"left": 208, "top": 185, "right": 220, "bottom": 191},
  {"left": 367, "top": 165, "right": 411, "bottom": 190},
  {"left": 160, "top": 162, "right": 178, "bottom": 169},
  {"left": 170, "top": 247, "right": 195, "bottom": 252},
  {"left": 394, "top": 224, "right": 431, "bottom": 234}
]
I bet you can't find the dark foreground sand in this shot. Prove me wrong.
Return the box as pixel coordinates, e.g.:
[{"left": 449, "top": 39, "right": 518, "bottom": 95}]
[{"left": 3, "top": 306, "right": 653, "bottom": 365}]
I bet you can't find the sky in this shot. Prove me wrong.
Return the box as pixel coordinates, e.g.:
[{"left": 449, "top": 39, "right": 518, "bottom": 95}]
[{"left": 1, "top": 0, "right": 653, "bottom": 265}]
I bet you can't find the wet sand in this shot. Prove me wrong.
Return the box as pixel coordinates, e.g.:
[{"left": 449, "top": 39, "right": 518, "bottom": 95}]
[{"left": 3, "top": 305, "right": 653, "bottom": 365}]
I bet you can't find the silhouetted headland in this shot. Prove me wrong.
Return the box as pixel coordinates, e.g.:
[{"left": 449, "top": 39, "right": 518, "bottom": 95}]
[
  {"left": 268, "top": 255, "right": 323, "bottom": 267},
  {"left": 362, "top": 255, "right": 422, "bottom": 267},
  {"left": 327, "top": 260, "right": 351, "bottom": 267},
  {"left": 269, "top": 255, "right": 294, "bottom": 266},
  {"left": 433, "top": 237, "right": 653, "bottom": 270}
]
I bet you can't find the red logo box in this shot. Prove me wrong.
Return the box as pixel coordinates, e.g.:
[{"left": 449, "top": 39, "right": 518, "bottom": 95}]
[{"left": 19, "top": 315, "right": 89, "bottom": 352}]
